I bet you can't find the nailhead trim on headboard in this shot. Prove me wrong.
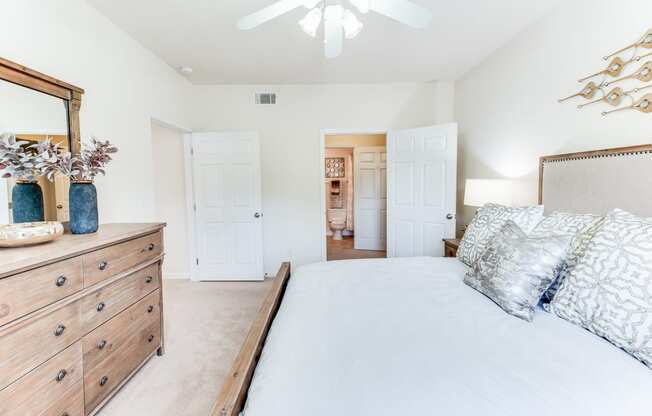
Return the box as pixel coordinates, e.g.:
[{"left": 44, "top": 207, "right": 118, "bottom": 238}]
[{"left": 543, "top": 149, "right": 652, "bottom": 163}]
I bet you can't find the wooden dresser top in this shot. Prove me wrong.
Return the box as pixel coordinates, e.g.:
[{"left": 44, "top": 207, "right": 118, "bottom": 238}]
[{"left": 0, "top": 223, "right": 165, "bottom": 279}]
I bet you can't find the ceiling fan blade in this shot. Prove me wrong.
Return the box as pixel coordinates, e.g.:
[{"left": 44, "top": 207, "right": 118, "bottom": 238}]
[
  {"left": 370, "top": 0, "right": 433, "bottom": 29},
  {"left": 324, "top": 6, "right": 344, "bottom": 58},
  {"left": 237, "top": 0, "right": 308, "bottom": 30}
]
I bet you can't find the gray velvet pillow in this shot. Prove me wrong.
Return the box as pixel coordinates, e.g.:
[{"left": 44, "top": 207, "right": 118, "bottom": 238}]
[
  {"left": 457, "top": 204, "right": 544, "bottom": 267},
  {"left": 464, "top": 220, "right": 572, "bottom": 322},
  {"left": 529, "top": 212, "right": 604, "bottom": 304}
]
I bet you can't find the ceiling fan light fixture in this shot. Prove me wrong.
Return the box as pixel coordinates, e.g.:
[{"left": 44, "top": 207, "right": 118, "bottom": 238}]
[
  {"left": 342, "top": 9, "right": 363, "bottom": 39},
  {"left": 299, "top": 8, "right": 323, "bottom": 38},
  {"left": 349, "top": 0, "right": 370, "bottom": 14}
]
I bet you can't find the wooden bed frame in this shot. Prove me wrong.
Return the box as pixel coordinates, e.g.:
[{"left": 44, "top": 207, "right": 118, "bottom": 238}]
[
  {"left": 210, "top": 262, "right": 291, "bottom": 416},
  {"left": 211, "top": 143, "right": 652, "bottom": 416}
]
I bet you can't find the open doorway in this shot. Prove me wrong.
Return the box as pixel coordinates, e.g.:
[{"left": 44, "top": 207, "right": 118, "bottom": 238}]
[{"left": 322, "top": 132, "right": 387, "bottom": 261}]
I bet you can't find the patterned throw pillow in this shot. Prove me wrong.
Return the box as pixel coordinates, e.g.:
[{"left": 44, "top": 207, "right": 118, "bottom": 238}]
[
  {"left": 464, "top": 221, "right": 572, "bottom": 321},
  {"left": 457, "top": 204, "right": 544, "bottom": 266},
  {"left": 529, "top": 212, "right": 604, "bottom": 303},
  {"left": 548, "top": 209, "right": 652, "bottom": 368},
  {"left": 529, "top": 211, "right": 602, "bottom": 238}
]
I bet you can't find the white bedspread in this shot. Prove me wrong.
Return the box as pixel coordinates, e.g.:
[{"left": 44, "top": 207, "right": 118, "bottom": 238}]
[{"left": 243, "top": 257, "right": 652, "bottom": 416}]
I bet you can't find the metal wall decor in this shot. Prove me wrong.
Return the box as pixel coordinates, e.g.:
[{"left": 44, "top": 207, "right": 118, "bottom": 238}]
[
  {"left": 559, "top": 27, "right": 652, "bottom": 116},
  {"left": 325, "top": 157, "right": 345, "bottom": 178},
  {"left": 559, "top": 81, "right": 599, "bottom": 102},
  {"left": 602, "top": 93, "right": 652, "bottom": 116}
]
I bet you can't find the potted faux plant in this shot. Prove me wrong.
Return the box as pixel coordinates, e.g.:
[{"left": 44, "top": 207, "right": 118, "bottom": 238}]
[
  {"left": 0, "top": 133, "right": 45, "bottom": 223},
  {"left": 36, "top": 137, "right": 118, "bottom": 234}
]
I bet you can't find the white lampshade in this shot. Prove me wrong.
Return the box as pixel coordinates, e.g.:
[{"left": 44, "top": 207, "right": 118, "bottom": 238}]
[
  {"left": 342, "top": 9, "right": 363, "bottom": 39},
  {"left": 299, "top": 8, "right": 323, "bottom": 38},
  {"left": 464, "top": 179, "right": 513, "bottom": 207}
]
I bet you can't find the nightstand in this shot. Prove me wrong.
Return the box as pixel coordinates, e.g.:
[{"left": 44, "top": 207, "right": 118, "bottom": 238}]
[{"left": 443, "top": 238, "right": 461, "bottom": 258}]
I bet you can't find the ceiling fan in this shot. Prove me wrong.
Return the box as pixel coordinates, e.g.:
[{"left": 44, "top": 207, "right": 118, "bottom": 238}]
[{"left": 237, "top": 0, "right": 433, "bottom": 58}]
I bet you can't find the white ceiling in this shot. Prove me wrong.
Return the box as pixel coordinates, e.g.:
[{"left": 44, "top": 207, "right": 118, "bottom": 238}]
[{"left": 87, "top": 0, "right": 562, "bottom": 85}]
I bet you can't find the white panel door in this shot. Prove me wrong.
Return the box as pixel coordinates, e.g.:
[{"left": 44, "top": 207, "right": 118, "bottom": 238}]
[
  {"left": 192, "top": 132, "right": 264, "bottom": 281},
  {"left": 354, "top": 147, "right": 387, "bottom": 250},
  {"left": 387, "top": 124, "right": 457, "bottom": 258}
]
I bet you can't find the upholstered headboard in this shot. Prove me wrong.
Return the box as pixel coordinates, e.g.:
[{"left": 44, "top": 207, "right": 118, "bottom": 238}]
[{"left": 539, "top": 144, "right": 652, "bottom": 217}]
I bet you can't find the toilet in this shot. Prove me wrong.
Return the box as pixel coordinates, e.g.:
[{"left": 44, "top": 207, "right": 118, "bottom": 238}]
[{"left": 328, "top": 209, "right": 347, "bottom": 240}]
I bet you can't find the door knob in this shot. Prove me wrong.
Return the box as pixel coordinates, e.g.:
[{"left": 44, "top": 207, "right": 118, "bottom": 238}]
[
  {"left": 56, "top": 204, "right": 63, "bottom": 209},
  {"left": 254, "top": 212, "right": 262, "bottom": 218},
  {"left": 446, "top": 213, "right": 454, "bottom": 220}
]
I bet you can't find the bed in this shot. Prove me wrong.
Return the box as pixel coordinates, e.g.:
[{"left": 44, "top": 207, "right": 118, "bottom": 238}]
[{"left": 211, "top": 144, "right": 652, "bottom": 416}]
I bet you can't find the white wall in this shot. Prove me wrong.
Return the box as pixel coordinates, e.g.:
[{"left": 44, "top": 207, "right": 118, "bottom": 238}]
[
  {"left": 151, "top": 122, "right": 189, "bottom": 279},
  {"left": 190, "top": 83, "right": 449, "bottom": 274},
  {"left": 0, "top": 0, "right": 191, "bottom": 224},
  {"left": 455, "top": 0, "right": 652, "bottom": 227}
]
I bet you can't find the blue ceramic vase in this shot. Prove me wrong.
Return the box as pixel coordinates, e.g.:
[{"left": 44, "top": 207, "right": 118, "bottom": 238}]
[
  {"left": 12, "top": 181, "right": 44, "bottom": 223},
  {"left": 69, "top": 181, "right": 98, "bottom": 234}
]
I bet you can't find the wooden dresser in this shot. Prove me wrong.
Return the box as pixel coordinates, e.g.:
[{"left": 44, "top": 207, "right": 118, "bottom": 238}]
[{"left": 0, "top": 223, "right": 166, "bottom": 416}]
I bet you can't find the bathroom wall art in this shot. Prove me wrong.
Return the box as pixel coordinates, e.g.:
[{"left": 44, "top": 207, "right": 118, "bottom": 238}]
[
  {"left": 325, "top": 157, "right": 345, "bottom": 178},
  {"left": 559, "top": 26, "right": 652, "bottom": 116}
]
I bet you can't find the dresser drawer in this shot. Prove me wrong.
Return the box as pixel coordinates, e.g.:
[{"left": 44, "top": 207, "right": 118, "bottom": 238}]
[
  {"left": 0, "top": 257, "right": 83, "bottom": 327},
  {"left": 82, "top": 231, "right": 162, "bottom": 287},
  {"left": 83, "top": 289, "right": 161, "bottom": 372},
  {"left": 0, "top": 300, "right": 82, "bottom": 390},
  {"left": 81, "top": 263, "right": 159, "bottom": 333},
  {"left": 0, "top": 342, "right": 84, "bottom": 416},
  {"left": 84, "top": 317, "right": 161, "bottom": 413}
]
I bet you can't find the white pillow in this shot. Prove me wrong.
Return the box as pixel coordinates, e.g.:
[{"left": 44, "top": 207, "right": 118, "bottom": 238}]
[
  {"left": 548, "top": 209, "right": 652, "bottom": 368},
  {"left": 457, "top": 203, "right": 544, "bottom": 267}
]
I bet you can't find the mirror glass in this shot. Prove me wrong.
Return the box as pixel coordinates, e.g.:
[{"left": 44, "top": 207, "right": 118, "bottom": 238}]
[{"left": 0, "top": 79, "right": 71, "bottom": 224}]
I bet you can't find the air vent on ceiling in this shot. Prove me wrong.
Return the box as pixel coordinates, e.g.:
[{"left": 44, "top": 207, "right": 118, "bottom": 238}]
[{"left": 255, "top": 93, "right": 276, "bottom": 105}]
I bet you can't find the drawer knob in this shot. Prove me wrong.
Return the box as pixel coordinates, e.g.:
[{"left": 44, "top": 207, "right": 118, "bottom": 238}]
[
  {"left": 147, "top": 305, "right": 154, "bottom": 313},
  {"left": 62, "top": 413, "right": 69, "bottom": 416},
  {"left": 96, "top": 302, "right": 106, "bottom": 312},
  {"left": 148, "top": 334, "right": 155, "bottom": 343},
  {"left": 54, "top": 324, "right": 66, "bottom": 337},
  {"left": 55, "top": 275, "right": 67, "bottom": 287},
  {"left": 55, "top": 369, "right": 67, "bottom": 382},
  {"left": 98, "top": 261, "right": 108, "bottom": 271},
  {"left": 148, "top": 243, "right": 155, "bottom": 251},
  {"left": 99, "top": 376, "right": 109, "bottom": 387},
  {"left": 145, "top": 276, "right": 153, "bottom": 283},
  {"left": 98, "top": 339, "right": 107, "bottom": 350}
]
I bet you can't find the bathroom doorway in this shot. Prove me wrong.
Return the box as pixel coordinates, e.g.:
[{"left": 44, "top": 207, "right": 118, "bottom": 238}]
[{"left": 321, "top": 132, "right": 387, "bottom": 261}]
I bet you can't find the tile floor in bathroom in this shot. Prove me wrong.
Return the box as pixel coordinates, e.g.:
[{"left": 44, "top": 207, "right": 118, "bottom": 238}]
[{"left": 326, "top": 236, "right": 386, "bottom": 261}]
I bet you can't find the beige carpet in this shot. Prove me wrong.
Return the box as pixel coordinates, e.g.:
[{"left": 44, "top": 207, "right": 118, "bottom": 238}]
[{"left": 98, "top": 278, "right": 272, "bottom": 416}]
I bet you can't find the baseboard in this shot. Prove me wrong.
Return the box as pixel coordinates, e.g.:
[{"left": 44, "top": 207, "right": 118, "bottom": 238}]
[{"left": 163, "top": 273, "right": 190, "bottom": 280}]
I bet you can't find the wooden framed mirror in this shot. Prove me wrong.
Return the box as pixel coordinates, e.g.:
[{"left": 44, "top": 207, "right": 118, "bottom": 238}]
[{"left": 0, "top": 57, "right": 84, "bottom": 223}]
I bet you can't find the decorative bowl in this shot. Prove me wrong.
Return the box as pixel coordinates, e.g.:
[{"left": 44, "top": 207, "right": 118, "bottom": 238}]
[{"left": 0, "top": 222, "right": 64, "bottom": 248}]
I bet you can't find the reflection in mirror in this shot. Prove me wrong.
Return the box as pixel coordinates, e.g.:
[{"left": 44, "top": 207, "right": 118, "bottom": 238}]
[{"left": 0, "top": 79, "right": 71, "bottom": 224}]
